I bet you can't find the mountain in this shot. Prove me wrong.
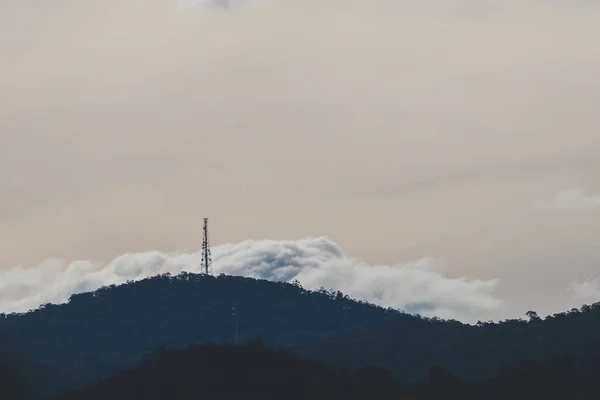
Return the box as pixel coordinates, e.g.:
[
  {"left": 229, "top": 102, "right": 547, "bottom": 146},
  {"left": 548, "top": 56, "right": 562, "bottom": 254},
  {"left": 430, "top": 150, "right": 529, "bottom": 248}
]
[
  {"left": 0, "top": 272, "right": 423, "bottom": 398},
  {"left": 53, "top": 341, "right": 600, "bottom": 400},
  {"left": 0, "top": 336, "right": 29, "bottom": 400},
  {"left": 3, "top": 272, "right": 600, "bottom": 399},
  {"left": 293, "top": 305, "right": 600, "bottom": 384},
  {"left": 53, "top": 341, "right": 404, "bottom": 400}
]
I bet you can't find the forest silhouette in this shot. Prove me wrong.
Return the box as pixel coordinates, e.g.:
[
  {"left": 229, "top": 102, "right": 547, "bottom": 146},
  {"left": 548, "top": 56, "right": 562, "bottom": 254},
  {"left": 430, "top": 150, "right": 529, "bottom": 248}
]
[
  {"left": 50, "top": 341, "right": 600, "bottom": 400},
  {"left": 1, "top": 273, "right": 600, "bottom": 399}
]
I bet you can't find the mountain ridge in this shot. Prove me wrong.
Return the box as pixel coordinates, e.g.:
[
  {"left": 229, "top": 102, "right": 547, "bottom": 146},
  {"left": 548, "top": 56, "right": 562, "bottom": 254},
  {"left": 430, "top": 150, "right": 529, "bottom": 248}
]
[
  {"left": 0, "top": 272, "right": 421, "bottom": 397},
  {"left": 2, "top": 272, "right": 600, "bottom": 398}
]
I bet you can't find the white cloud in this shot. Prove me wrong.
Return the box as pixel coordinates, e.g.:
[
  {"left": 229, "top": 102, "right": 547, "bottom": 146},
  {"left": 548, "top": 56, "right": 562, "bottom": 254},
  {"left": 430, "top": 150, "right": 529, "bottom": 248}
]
[
  {"left": 567, "top": 279, "right": 600, "bottom": 304},
  {"left": 0, "top": 237, "right": 500, "bottom": 322},
  {"left": 177, "top": 0, "right": 245, "bottom": 9},
  {"left": 543, "top": 188, "right": 600, "bottom": 211}
]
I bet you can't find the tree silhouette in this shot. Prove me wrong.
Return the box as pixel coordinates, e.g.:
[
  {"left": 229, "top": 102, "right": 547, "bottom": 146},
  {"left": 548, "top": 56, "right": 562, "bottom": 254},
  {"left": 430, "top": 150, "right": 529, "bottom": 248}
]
[{"left": 525, "top": 311, "right": 541, "bottom": 322}]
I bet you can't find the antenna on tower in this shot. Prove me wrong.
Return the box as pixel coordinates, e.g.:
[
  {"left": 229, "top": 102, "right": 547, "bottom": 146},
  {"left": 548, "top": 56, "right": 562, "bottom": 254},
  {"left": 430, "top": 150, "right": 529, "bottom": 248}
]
[{"left": 201, "top": 218, "right": 212, "bottom": 275}]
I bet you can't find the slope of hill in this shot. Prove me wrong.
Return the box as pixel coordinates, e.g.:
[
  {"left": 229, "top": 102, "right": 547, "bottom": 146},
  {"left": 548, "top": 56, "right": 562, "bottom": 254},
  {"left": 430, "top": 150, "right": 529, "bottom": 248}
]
[
  {"left": 53, "top": 341, "right": 405, "bottom": 400},
  {"left": 53, "top": 341, "right": 600, "bottom": 400},
  {"left": 0, "top": 335, "right": 30, "bottom": 400},
  {"left": 0, "top": 272, "right": 424, "bottom": 398},
  {"left": 292, "top": 304, "right": 600, "bottom": 384},
  {"left": 3, "top": 272, "right": 600, "bottom": 399}
]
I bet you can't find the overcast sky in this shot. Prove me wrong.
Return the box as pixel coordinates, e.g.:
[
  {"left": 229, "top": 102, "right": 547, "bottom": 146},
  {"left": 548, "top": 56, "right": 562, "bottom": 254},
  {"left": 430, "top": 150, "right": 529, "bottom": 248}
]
[{"left": 1, "top": 0, "right": 599, "bottom": 321}]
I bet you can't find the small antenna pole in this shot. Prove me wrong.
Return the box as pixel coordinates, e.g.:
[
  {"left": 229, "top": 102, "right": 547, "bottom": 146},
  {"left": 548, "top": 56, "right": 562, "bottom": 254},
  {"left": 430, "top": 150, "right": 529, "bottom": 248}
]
[{"left": 201, "top": 218, "right": 212, "bottom": 275}]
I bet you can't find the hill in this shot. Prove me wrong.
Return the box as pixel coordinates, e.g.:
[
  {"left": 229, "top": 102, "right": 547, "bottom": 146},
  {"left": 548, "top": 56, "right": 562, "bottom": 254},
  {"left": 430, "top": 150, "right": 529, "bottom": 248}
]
[
  {"left": 53, "top": 341, "right": 600, "bottom": 400},
  {"left": 53, "top": 341, "right": 404, "bottom": 400},
  {"left": 3, "top": 272, "right": 600, "bottom": 399},
  {"left": 0, "top": 272, "right": 424, "bottom": 398},
  {"left": 0, "top": 335, "right": 30, "bottom": 400},
  {"left": 293, "top": 305, "right": 600, "bottom": 383}
]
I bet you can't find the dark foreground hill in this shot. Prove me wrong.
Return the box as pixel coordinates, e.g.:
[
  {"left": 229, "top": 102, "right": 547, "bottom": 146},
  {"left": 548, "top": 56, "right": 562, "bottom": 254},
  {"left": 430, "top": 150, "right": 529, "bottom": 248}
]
[
  {"left": 3, "top": 272, "right": 600, "bottom": 398},
  {"left": 0, "top": 335, "right": 30, "bottom": 400},
  {"left": 54, "top": 341, "right": 600, "bottom": 400},
  {"left": 54, "top": 341, "right": 403, "bottom": 400},
  {"left": 0, "top": 273, "right": 426, "bottom": 398},
  {"left": 294, "top": 304, "right": 600, "bottom": 384}
]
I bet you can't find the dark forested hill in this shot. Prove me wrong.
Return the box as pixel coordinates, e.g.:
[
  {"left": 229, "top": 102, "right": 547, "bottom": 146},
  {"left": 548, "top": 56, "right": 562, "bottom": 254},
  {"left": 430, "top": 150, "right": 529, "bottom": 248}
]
[
  {"left": 54, "top": 341, "right": 600, "bottom": 400},
  {"left": 293, "top": 305, "right": 600, "bottom": 384},
  {"left": 54, "top": 341, "right": 405, "bottom": 400},
  {"left": 2, "top": 272, "right": 600, "bottom": 399},
  {"left": 0, "top": 273, "right": 423, "bottom": 398},
  {"left": 0, "top": 335, "right": 30, "bottom": 400}
]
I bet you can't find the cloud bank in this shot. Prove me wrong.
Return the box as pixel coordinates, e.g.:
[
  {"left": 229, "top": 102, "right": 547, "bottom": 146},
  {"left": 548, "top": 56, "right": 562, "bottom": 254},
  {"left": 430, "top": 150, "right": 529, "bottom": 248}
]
[
  {"left": 545, "top": 188, "right": 600, "bottom": 211},
  {"left": 177, "top": 0, "right": 239, "bottom": 9},
  {"left": 567, "top": 279, "right": 600, "bottom": 304},
  {"left": 0, "top": 237, "right": 500, "bottom": 322}
]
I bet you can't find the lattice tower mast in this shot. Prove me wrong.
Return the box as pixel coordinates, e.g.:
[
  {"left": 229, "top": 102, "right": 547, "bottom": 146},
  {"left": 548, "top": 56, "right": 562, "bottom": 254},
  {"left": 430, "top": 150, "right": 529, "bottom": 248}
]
[{"left": 201, "top": 218, "right": 212, "bottom": 275}]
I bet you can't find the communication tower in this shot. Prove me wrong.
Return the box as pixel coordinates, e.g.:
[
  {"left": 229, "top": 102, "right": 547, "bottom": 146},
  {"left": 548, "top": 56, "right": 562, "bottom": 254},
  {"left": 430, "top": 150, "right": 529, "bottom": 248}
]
[{"left": 201, "top": 217, "right": 212, "bottom": 275}]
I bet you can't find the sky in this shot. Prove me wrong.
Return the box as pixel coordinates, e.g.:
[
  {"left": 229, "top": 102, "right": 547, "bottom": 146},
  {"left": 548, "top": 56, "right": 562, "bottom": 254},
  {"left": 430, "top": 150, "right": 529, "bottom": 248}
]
[{"left": 1, "top": 0, "right": 599, "bottom": 323}]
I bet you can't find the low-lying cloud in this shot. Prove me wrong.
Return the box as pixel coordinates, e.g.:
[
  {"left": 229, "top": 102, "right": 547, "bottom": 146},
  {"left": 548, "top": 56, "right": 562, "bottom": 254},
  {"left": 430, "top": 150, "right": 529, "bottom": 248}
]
[
  {"left": 545, "top": 188, "right": 600, "bottom": 211},
  {"left": 177, "top": 0, "right": 238, "bottom": 9},
  {"left": 0, "top": 237, "right": 500, "bottom": 323},
  {"left": 567, "top": 279, "right": 600, "bottom": 304}
]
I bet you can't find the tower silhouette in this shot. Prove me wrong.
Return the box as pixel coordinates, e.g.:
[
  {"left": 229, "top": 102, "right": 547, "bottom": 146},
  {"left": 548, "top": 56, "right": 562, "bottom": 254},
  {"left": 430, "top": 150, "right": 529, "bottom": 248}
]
[{"left": 201, "top": 218, "right": 212, "bottom": 275}]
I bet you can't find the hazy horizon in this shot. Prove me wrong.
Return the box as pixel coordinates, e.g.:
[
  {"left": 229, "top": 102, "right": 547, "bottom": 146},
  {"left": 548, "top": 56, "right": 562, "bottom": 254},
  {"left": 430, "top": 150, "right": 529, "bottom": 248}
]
[{"left": 1, "top": 0, "right": 600, "bottom": 322}]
